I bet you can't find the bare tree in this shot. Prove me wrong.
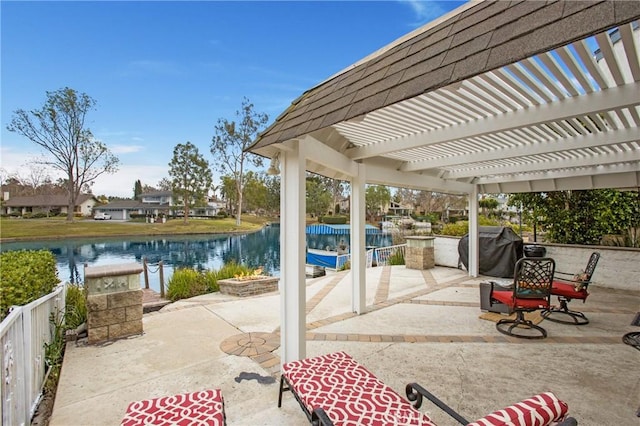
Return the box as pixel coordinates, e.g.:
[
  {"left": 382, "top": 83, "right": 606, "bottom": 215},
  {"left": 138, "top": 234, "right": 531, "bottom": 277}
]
[
  {"left": 7, "top": 87, "right": 119, "bottom": 220},
  {"left": 211, "top": 97, "right": 268, "bottom": 225}
]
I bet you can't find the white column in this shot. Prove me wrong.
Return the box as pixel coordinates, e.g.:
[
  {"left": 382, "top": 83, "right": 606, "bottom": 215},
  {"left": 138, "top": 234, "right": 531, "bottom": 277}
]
[
  {"left": 468, "top": 185, "right": 479, "bottom": 277},
  {"left": 279, "top": 143, "right": 307, "bottom": 363},
  {"left": 350, "top": 163, "right": 366, "bottom": 314}
]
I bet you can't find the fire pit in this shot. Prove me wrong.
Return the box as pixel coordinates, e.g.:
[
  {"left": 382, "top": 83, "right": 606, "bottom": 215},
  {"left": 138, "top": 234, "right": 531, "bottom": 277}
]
[{"left": 218, "top": 269, "right": 279, "bottom": 297}]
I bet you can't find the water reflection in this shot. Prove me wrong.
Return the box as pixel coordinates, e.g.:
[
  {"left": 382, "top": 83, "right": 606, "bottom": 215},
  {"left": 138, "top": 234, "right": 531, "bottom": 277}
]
[
  {"left": 1, "top": 226, "right": 282, "bottom": 293},
  {"left": 1, "top": 225, "right": 391, "bottom": 293}
]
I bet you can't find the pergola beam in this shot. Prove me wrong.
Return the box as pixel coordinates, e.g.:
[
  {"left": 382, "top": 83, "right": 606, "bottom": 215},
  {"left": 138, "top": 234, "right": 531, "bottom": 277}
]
[
  {"left": 401, "top": 126, "right": 640, "bottom": 172},
  {"left": 345, "top": 84, "right": 640, "bottom": 160}
]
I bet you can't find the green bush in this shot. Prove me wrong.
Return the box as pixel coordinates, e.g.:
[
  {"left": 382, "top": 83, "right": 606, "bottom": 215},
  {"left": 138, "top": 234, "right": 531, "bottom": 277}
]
[
  {"left": 166, "top": 261, "right": 257, "bottom": 301},
  {"left": 64, "top": 284, "right": 87, "bottom": 330},
  {"left": 440, "top": 217, "right": 501, "bottom": 236},
  {"left": 320, "top": 216, "right": 348, "bottom": 224},
  {"left": 202, "top": 270, "right": 219, "bottom": 292},
  {"left": 216, "top": 261, "right": 252, "bottom": 279},
  {"left": 388, "top": 249, "right": 405, "bottom": 265},
  {"left": 166, "top": 268, "right": 208, "bottom": 301},
  {"left": 0, "top": 250, "right": 60, "bottom": 320}
]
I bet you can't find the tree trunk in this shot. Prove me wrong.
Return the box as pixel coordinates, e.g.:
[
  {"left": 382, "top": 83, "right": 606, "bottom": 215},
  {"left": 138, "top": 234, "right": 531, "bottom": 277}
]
[{"left": 236, "top": 194, "right": 242, "bottom": 226}]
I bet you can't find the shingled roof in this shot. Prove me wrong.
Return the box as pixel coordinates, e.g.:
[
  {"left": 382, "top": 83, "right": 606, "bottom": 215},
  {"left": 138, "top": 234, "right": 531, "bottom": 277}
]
[
  {"left": 251, "top": 0, "right": 640, "bottom": 151},
  {"left": 3, "top": 193, "right": 96, "bottom": 207}
]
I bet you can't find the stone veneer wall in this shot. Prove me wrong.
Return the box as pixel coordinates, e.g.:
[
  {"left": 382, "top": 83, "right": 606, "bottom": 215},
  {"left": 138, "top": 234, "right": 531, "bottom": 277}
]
[
  {"left": 85, "top": 263, "right": 144, "bottom": 344},
  {"left": 405, "top": 246, "right": 435, "bottom": 269},
  {"left": 218, "top": 277, "right": 279, "bottom": 297}
]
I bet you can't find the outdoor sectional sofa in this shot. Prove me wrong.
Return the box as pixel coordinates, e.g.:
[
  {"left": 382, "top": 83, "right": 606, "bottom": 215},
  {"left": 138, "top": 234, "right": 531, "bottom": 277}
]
[{"left": 278, "top": 351, "right": 577, "bottom": 426}]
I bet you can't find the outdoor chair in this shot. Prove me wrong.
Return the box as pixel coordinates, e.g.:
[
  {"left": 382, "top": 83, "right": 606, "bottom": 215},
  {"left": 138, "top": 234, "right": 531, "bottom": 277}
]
[
  {"left": 278, "top": 351, "right": 577, "bottom": 425},
  {"left": 490, "top": 257, "right": 555, "bottom": 339},
  {"left": 542, "top": 252, "right": 600, "bottom": 325}
]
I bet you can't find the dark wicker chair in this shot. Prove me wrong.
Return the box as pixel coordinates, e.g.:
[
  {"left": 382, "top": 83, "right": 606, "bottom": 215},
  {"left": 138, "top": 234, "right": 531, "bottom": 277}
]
[
  {"left": 490, "top": 257, "right": 555, "bottom": 339},
  {"left": 542, "top": 252, "right": 600, "bottom": 325}
]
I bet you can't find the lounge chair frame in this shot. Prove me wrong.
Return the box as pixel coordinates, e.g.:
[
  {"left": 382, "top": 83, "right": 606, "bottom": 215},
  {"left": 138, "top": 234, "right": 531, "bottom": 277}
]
[{"left": 278, "top": 351, "right": 578, "bottom": 425}]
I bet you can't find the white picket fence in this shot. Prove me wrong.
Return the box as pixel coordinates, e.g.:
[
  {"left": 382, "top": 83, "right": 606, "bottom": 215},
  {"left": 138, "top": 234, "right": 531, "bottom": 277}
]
[{"left": 0, "top": 284, "right": 67, "bottom": 426}]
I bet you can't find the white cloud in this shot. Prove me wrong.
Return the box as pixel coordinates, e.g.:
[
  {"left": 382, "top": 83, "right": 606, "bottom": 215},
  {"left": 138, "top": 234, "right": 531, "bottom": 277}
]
[
  {"left": 111, "top": 144, "right": 145, "bottom": 154},
  {"left": 399, "top": 0, "right": 448, "bottom": 26},
  {"left": 91, "top": 164, "right": 168, "bottom": 198}
]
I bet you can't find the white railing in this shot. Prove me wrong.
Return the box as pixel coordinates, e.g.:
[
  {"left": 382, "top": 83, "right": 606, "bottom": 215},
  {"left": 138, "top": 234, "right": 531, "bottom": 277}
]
[
  {"left": 374, "top": 244, "right": 407, "bottom": 266},
  {"left": 1, "top": 284, "right": 67, "bottom": 426},
  {"left": 331, "top": 245, "right": 408, "bottom": 270}
]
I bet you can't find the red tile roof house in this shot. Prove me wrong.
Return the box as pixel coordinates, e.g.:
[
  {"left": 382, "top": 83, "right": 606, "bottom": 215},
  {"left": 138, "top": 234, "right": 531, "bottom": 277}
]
[{"left": 1, "top": 193, "right": 98, "bottom": 217}]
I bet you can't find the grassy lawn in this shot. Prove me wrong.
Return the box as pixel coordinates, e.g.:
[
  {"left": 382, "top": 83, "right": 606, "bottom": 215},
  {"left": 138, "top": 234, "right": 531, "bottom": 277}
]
[{"left": 0, "top": 216, "right": 275, "bottom": 241}]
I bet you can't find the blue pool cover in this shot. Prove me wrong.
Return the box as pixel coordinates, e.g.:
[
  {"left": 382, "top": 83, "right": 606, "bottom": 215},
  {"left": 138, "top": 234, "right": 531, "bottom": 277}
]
[{"left": 306, "top": 224, "right": 381, "bottom": 235}]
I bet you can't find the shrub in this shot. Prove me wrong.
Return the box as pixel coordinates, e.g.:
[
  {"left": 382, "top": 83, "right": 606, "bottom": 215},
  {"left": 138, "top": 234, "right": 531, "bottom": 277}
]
[
  {"left": 388, "top": 249, "right": 405, "bottom": 265},
  {"left": 64, "top": 284, "right": 87, "bottom": 330},
  {"left": 202, "top": 270, "right": 219, "bottom": 292},
  {"left": 216, "top": 261, "right": 252, "bottom": 279},
  {"left": 166, "top": 262, "right": 260, "bottom": 301},
  {"left": 0, "top": 250, "right": 60, "bottom": 320},
  {"left": 166, "top": 268, "right": 208, "bottom": 301},
  {"left": 320, "top": 216, "right": 348, "bottom": 224}
]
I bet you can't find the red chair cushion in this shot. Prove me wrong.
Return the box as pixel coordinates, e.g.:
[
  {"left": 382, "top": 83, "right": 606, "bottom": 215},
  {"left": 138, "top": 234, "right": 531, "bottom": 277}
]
[
  {"left": 491, "top": 290, "right": 549, "bottom": 310},
  {"left": 282, "top": 351, "right": 436, "bottom": 425},
  {"left": 467, "top": 392, "right": 569, "bottom": 426},
  {"left": 551, "top": 281, "right": 589, "bottom": 300},
  {"left": 121, "top": 389, "right": 225, "bottom": 426}
]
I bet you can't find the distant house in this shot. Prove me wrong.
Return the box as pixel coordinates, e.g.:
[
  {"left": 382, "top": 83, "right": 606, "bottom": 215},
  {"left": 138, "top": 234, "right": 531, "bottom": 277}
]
[
  {"left": 1, "top": 193, "right": 98, "bottom": 217},
  {"left": 93, "top": 191, "right": 223, "bottom": 220}
]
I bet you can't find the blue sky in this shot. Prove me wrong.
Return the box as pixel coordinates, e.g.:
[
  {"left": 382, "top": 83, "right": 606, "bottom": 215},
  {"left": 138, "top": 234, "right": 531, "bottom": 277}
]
[{"left": 1, "top": 0, "right": 465, "bottom": 197}]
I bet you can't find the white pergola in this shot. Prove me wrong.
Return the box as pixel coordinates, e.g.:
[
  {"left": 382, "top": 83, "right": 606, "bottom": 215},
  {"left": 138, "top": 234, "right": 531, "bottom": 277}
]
[{"left": 249, "top": 1, "right": 640, "bottom": 363}]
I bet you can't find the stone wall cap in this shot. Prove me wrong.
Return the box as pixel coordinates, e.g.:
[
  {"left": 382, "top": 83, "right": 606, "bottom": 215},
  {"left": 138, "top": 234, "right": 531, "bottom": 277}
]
[
  {"left": 84, "top": 263, "right": 143, "bottom": 278},
  {"left": 405, "top": 236, "right": 436, "bottom": 240}
]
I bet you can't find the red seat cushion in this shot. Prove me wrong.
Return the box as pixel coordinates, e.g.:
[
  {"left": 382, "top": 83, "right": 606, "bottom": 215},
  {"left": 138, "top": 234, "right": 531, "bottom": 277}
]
[
  {"left": 551, "top": 281, "right": 589, "bottom": 300},
  {"left": 467, "top": 392, "right": 569, "bottom": 426},
  {"left": 282, "top": 351, "right": 436, "bottom": 425},
  {"left": 491, "top": 290, "right": 549, "bottom": 310},
  {"left": 121, "top": 389, "right": 225, "bottom": 426}
]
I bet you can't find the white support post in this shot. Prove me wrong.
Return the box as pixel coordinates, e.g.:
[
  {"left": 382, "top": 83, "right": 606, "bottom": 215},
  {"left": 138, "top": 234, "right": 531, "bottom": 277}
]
[
  {"left": 468, "top": 186, "right": 479, "bottom": 277},
  {"left": 350, "top": 163, "right": 367, "bottom": 314},
  {"left": 279, "top": 143, "right": 307, "bottom": 363}
]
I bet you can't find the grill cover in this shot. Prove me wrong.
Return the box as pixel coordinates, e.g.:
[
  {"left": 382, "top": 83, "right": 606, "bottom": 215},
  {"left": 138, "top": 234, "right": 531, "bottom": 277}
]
[{"left": 458, "top": 226, "right": 524, "bottom": 278}]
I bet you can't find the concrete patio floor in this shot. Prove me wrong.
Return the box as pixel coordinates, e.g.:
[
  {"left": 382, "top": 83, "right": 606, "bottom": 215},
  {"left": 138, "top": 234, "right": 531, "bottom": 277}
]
[{"left": 50, "top": 266, "right": 640, "bottom": 426}]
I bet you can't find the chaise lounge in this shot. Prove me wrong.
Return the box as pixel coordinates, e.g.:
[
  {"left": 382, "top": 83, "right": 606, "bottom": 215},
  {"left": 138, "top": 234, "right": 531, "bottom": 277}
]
[{"left": 278, "top": 351, "right": 577, "bottom": 425}]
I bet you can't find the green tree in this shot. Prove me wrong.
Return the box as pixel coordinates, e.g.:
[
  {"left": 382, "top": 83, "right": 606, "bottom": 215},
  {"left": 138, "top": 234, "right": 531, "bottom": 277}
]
[
  {"left": 168, "top": 142, "right": 213, "bottom": 224},
  {"left": 479, "top": 197, "right": 499, "bottom": 216},
  {"left": 264, "top": 174, "right": 281, "bottom": 215},
  {"left": 242, "top": 171, "right": 267, "bottom": 213},
  {"left": 7, "top": 87, "right": 119, "bottom": 221},
  {"left": 156, "top": 178, "right": 172, "bottom": 191},
  {"left": 306, "top": 176, "right": 332, "bottom": 218},
  {"left": 509, "top": 189, "right": 639, "bottom": 245},
  {"left": 211, "top": 97, "right": 269, "bottom": 226},
  {"left": 133, "top": 179, "right": 143, "bottom": 200},
  {"left": 366, "top": 185, "right": 391, "bottom": 222},
  {"left": 219, "top": 175, "right": 238, "bottom": 213}
]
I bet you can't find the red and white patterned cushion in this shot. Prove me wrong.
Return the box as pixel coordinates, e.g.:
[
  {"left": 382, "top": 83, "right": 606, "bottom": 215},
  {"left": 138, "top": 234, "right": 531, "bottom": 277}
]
[
  {"left": 282, "top": 351, "right": 436, "bottom": 426},
  {"left": 121, "top": 389, "right": 225, "bottom": 426},
  {"left": 467, "top": 392, "right": 569, "bottom": 426}
]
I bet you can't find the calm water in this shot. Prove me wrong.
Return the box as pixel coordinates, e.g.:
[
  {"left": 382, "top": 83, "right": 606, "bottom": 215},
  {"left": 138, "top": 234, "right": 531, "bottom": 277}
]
[{"left": 1, "top": 225, "right": 391, "bottom": 293}]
